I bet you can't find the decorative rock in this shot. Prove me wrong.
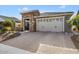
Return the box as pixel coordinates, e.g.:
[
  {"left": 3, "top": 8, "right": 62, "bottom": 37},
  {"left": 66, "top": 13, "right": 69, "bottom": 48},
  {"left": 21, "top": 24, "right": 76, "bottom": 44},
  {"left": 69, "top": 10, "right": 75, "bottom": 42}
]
[{"left": 0, "top": 32, "right": 20, "bottom": 42}]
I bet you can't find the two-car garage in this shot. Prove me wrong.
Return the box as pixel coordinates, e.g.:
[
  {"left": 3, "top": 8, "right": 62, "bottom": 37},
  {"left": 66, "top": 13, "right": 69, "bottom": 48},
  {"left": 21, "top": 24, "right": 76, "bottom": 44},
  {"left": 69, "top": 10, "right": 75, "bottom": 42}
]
[{"left": 36, "top": 16, "right": 64, "bottom": 32}]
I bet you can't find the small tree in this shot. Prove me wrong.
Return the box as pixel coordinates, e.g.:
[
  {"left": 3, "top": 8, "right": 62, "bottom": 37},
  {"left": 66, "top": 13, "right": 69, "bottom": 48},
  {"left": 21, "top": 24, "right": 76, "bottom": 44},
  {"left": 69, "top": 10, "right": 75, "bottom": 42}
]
[
  {"left": 67, "top": 13, "right": 79, "bottom": 32},
  {"left": 3, "top": 18, "right": 15, "bottom": 31}
]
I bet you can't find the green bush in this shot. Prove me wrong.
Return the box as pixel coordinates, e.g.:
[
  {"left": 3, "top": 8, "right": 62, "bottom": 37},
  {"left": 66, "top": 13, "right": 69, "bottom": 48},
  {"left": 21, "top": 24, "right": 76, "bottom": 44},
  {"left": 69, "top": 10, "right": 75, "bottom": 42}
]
[
  {"left": 3, "top": 18, "right": 15, "bottom": 31},
  {"left": 0, "top": 18, "right": 15, "bottom": 33},
  {"left": 67, "top": 15, "right": 79, "bottom": 30}
]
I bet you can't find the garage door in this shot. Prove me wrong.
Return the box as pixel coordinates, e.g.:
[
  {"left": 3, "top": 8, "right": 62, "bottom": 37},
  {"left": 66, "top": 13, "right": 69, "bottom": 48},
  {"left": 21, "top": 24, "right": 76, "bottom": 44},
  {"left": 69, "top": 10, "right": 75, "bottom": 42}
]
[{"left": 36, "top": 17, "right": 64, "bottom": 32}]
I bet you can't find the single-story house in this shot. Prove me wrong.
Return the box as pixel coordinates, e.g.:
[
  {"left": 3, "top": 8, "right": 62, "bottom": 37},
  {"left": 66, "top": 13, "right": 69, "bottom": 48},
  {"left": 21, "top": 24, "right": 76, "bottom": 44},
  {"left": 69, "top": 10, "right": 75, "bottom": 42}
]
[{"left": 21, "top": 10, "right": 73, "bottom": 32}]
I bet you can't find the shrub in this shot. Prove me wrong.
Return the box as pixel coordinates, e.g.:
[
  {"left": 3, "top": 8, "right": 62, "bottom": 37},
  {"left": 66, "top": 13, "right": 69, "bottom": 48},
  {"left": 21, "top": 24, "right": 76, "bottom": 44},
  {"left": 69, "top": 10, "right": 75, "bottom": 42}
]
[
  {"left": 67, "top": 15, "right": 79, "bottom": 31},
  {"left": 3, "top": 18, "right": 15, "bottom": 31}
]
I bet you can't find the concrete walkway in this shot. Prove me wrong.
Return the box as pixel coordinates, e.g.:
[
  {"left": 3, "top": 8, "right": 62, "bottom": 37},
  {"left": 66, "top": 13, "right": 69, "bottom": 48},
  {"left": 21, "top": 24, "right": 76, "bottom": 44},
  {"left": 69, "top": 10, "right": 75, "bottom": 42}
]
[
  {"left": 0, "top": 43, "right": 33, "bottom": 54},
  {"left": 1, "top": 32, "right": 79, "bottom": 53},
  {"left": 37, "top": 44, "right": 79, "bottom": 54}
]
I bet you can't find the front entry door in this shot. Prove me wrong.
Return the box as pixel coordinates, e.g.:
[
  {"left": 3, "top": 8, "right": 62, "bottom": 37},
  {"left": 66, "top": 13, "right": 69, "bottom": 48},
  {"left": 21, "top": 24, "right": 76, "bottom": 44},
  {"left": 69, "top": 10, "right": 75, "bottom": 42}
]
[{"left": 24, "top": 19, "right": 29, "bottom": 30}]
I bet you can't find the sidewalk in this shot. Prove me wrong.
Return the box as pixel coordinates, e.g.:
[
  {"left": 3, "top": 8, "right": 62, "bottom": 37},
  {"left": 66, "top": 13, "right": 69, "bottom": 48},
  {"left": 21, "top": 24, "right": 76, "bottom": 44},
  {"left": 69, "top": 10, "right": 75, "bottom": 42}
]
[{"left": 0, "top": 44, "right": 33, "bottom": 54}]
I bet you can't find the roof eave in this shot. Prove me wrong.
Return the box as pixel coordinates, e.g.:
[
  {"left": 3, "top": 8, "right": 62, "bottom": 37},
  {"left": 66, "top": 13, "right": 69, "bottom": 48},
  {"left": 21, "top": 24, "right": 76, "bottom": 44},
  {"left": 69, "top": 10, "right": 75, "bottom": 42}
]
[{"left": 34, "top": 13, "right": 73, "bottom": 18}]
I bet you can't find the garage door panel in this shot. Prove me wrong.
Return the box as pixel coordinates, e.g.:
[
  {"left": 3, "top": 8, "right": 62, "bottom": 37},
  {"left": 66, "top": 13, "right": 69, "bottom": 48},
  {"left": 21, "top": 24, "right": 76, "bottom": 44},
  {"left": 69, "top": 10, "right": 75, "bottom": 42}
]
[{"left": 36, "top": 17, "right": 64, "bottom": 32}]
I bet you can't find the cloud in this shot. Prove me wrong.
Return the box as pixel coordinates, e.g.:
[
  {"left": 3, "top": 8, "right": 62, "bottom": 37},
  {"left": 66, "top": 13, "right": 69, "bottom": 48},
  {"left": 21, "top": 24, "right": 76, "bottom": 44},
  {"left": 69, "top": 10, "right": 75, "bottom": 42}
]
[
  {"left": 40, "top": 11, "right": 45, "bottom": 13},
  {"left": 18, "top": 7, "right": 28, "bottom": 12},
  {"left": 60, "top": 5, "right": 66, "bottom": 9},
  {"left": 22, "top": 7, "right": 28, "bottom": 11},
  {"left": 40, "top": 10, "right": 51, "bottom": 13}
]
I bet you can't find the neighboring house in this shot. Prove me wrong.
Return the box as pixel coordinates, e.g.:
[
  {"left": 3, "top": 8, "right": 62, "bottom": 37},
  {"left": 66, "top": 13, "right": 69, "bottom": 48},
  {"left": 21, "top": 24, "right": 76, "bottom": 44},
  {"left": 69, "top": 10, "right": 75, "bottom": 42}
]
[{"left": 21, "top": 10, "right": 73, "bottom": 32}]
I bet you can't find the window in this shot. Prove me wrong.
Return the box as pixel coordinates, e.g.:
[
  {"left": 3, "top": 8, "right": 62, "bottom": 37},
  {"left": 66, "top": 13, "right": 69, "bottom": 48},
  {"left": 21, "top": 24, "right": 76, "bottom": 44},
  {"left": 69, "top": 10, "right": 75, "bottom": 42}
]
[
  {"left": 46, "top": 19, "right": 49, "bottom": 22},
  {"left": 37, "top": 19, "right": 40, "bottom": 22},
  {"left": 43, "top": 19, "right": 45, "bottom": 22},
  {"left": 60, "top": 18, "right": 63, "bottom": 21},
  {"left": 41, "top": 18, "right": 42, "bottom": 22},
  {"left": 38, "top": 19, "right": 41, "bottom": 22},
  {"left": 49, "top": 19, "right": 52, "bottom": 22},
  {"left": 56, "top": 18, "right": 59, "bottom": 21},
  {"left": 52, "top": 19, "right": 55, "bottom": 21}
]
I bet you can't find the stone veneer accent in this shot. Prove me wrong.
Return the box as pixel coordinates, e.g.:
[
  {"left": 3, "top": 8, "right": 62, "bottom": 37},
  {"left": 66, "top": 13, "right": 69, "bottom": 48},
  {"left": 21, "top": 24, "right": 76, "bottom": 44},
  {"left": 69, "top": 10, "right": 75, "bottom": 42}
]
[{"left": 21, "top": 10, "right": 40, "bottom": 32}]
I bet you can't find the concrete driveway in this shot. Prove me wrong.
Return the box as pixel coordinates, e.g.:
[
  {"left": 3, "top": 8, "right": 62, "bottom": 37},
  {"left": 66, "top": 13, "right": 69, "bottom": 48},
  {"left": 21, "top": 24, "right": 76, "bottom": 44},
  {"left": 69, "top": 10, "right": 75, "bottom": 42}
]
[{"left": 1, "top": 32, "right": 79, "bottom": 53}]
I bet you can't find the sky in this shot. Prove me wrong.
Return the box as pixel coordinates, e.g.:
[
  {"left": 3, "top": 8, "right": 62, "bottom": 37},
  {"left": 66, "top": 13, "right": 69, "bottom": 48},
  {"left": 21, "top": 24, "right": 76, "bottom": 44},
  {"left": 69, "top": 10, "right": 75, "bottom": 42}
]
[{"left": 0, "top": 5, "right": 79, "bottom": 19}]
